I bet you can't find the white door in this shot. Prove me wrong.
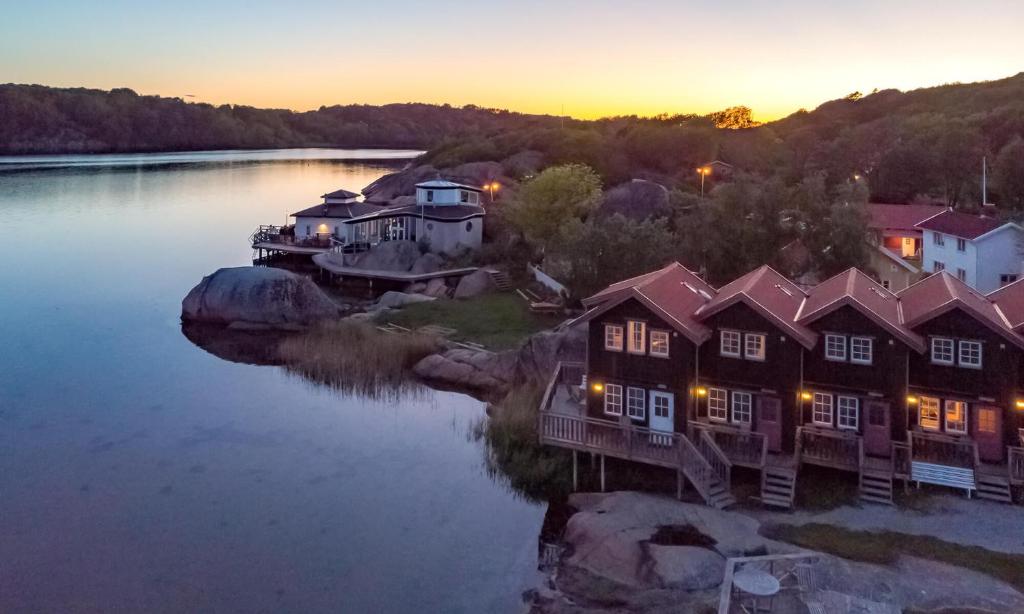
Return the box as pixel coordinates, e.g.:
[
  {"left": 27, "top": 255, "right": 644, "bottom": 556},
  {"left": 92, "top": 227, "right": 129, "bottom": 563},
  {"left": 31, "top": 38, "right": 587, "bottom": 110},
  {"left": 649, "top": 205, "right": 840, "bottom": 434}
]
[{"left": 649, "top": 391, "right": 675, "bottom": 445}]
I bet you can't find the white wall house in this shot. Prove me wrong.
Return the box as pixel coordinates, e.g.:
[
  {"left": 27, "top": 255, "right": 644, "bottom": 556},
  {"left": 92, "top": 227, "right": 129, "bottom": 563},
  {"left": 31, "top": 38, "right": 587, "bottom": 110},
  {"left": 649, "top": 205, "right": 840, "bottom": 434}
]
[{"left": 918, "top": 210, "right": 1024, "bottom": 293}]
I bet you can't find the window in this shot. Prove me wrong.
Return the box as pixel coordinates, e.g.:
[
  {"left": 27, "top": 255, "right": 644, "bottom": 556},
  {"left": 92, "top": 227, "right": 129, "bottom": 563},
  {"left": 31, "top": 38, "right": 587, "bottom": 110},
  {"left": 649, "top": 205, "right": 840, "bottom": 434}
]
[
  {"left": 708, "top": 388, "right": 728, "bottom": 422},
  {"left": 469, "top": 192, "right": 479, "bottom": 204},
  {"left": 426, "top": 190, "right": 434, "bottom": 202},
  {"left": 944, "top": 400, "right": 967, "bottom": 434},
  {"left": 881, "top": 280, "right": 891, "bottom": 290},
  {"left": 919, "top": 396, "right": 940, "bottom": 430},
  {"left": 305, "top": 224, "right": 311, "bottom": 236},
  {"left": 931, "top": 337, "right": 954, "bottom": 365},
  {"left": 850, "top": 337, "right": 873, "bottom": 365},
  {"left": 1001, "top": 274, "right": 1018, "bottom": 286},
  {"left": 603, "top": 384, "right": 623, "bottom": 416},
  {"left": 649, "top": 330, "right": 670, "bottom": 358},
  {"left": 720, "top": 330, "right": 741, "bottom": 357},
  {"left": 890, "top": 264, "right": 898, "bottom": 273},
  {"left": 837, "top": 396, "right": 859, "bottom": 431},
  {"left": 627, "top": 321, "right": 646, "bottom": 354},
  {"left": 958, "top": 340, "right": 982, "bottom": 369},
  {"left": 731, "top": 392, "right": 753, "bottom": 424},
  {"left": 934, "top": 261, "right": 945, "bottom": 272},
  {"left": 812, "top": 393, "right": 833, "bottom": 426},
  {"left": 956, "top": 237, "right": 967, "bottom": 252},
  {"left": 465, "top": 221, "right": 473, "bottom": 232},
  {"left": 460, "top": 190, "right": 469, "bottom": 203},
  {"left": 956, "top": 268, "right": 967, "bottom": 282},
  {"left": 604, "top": 324, "right": 623, "bottom": 351},
  {"left": 978, "top": 408, "right": 998, "bottom": 434},
  {"left": 626, "top": 387, "right": 645, "bottom": 420},
  {"left": 825, "top": 334, "right": 847, "bottom": 361},
  {"left": 933, "top": 232, "right": 945, "bottom": 246},
  {"left": 744, "top": 334, "right": 766, "bottom": 361}
]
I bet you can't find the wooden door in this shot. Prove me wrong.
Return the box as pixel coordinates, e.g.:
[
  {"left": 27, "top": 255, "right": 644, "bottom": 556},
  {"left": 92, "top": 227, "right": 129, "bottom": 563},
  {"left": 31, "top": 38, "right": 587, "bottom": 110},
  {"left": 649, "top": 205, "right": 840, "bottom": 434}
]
[
  {"left": 974, "top": 406, "right": 1004, "bottom": 463},
  {"left": 755, "top": 396, "right": 782, "bottom": 453},
  {"left": 863, "top": 401, "right": 891, "bottom": 457},
  {"left": 649, "top": 391, "right": 674, "bottom": 446}
]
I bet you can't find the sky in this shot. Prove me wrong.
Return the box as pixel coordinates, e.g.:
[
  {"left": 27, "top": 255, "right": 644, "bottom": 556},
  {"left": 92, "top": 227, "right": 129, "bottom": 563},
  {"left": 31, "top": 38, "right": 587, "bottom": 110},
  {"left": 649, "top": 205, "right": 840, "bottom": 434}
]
[{"left": 2, "top": 0, "right": 1023, "bottom": 121}]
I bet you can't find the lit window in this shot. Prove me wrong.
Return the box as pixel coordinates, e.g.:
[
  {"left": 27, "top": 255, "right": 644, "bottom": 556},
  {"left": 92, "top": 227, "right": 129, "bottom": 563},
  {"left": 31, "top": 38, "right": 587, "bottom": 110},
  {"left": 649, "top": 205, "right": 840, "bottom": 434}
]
[
  {"left": 626, "top": 387, "right": 646, "bottom": 420},
  {"left": 731, "top": 391, "right": 752, "bottom": 424},
  {"left": 744, "top": 333, "right": 765, "bottom": 361},
  {"left": 812, "top": 393, "right": 833, "bottom": 426},
  {"left": 944, "top": 400, "right": 967, "bottom": 435},
  {"left": 933, "top": 232, "right": 945, "bottom": 246},
  {"left": 837, "top": 396, "right": 859, "bottom": 431},
  {"left": 825, "top": 334, "right": 847, "bottom": 361},
  {"left": 957, "top": 268, "right": 967, "bottom": 282},
  {"left": 958, "top": 340, "right": 982, "bottom": 369},
  {"left": 627, "top": 321, "right": 646, "bottom": 354},
  {"left": 931, "top": 337, "right": 954, "bottom": 365},
  {"left": 720, "top": 330, "right": 741, "bottom": 357},
  {"left": 919, "top": 396, "right": 940, "bottom": 430},
  {"left": 956, "top": 237, "right": 967, "bottom": 252},
  {"left": 850, "top": 337, "right": 873, "bottom": 365},
  {"left": 649, "top": 330, "right": 670, "bottom": 357},
  {"left": 978, "top": 408, "right": 998, "bottom": 434},
  {"left": 603, "top": 384, "right": 623, "bottom": 416},
  {"left": 604, "top": 324, "right": 624, "bottom": 351},
  {"left": 708, "top": 388, "right": 728, "bottom": 422}
]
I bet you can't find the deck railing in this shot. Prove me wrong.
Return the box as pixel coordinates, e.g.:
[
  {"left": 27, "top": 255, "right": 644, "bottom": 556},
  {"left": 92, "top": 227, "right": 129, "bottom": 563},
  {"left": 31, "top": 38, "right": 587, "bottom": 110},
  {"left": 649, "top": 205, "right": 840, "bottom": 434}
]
[
  {"left": 892, "top": 442, "right": 912, "bottom": 479},
  {"left": 250, "top": 225, "right": 333, "bottom": 248},
  {"left": 797, "top": 426, "right": 861, "bottom": 472},
  {"left": 689, "top": 422, "right": 767, "bottom": 469},
  {"left": 1009, "top": 447, "right": 1024, "bottom": 484},
  {"left": 909, "top": 431, "right": 977, "bottom": 469},
  {"left": 697, "top": 430, "right": 732, "bottom": 494}
]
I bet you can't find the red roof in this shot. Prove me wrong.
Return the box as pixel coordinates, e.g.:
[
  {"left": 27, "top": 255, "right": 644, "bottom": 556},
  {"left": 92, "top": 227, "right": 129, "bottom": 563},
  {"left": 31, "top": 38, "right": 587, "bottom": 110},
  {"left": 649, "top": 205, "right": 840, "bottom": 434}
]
[
  {"left": 897, "top": 272, "right": 1024, "bottom": 348},
  {"left": 866, "top": 203, "right": 946, "bottom": 233},
  {"left": 915, "top": 209, "right": 1004, "bottom": 240},
  {"left": 797, "top": 268, "right": 924, "bottom": 352},
  {"left": 988, "top": 278, "right": 1024, "bottom": 331},
  {"left": 576, "top": 262, "right": 717, "bottom": 344},
  {"left": 696, "top": 265, "right": 817, "bottom": 349}
]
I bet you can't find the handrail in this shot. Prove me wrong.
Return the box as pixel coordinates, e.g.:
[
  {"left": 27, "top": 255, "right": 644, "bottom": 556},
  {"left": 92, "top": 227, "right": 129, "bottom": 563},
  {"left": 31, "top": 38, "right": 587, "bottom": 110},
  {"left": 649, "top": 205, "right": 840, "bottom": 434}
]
[
  {"left": 892, "top": 442, "right": 911, "bottom": 478},
  {"left": 690, "top": 421, "right": 767, "bottom": 468},
  {"left": 798, "top": 426, "right": 860, "bottom": 470},
  {"left": 1009, "top": 446, "right": 1024, "bottom": 484},
  {"left": 698, "top": 430, "right": 732, "bottom": 493}
]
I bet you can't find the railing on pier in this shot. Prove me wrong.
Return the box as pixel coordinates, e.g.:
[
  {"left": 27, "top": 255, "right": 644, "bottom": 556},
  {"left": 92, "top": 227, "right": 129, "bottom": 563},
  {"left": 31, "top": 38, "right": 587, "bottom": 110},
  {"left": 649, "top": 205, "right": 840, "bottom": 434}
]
[
  {"left": 797, "top": 426, "right": 861, "bottom": 472},
  {"left": 250, "top": 225, "right": 333, "bottom": 248},
  {"left": 909, "top": 431, "right": 977, "bottom": 469},
  {"left": 892, "top": 441, "right": 911, "bottom": 479},
  {"left": 1009, "top": 446, "right": 1024, "bottom": 485},
  {"left": 689, "top": 423, "right": 767, "bottom": 469}
]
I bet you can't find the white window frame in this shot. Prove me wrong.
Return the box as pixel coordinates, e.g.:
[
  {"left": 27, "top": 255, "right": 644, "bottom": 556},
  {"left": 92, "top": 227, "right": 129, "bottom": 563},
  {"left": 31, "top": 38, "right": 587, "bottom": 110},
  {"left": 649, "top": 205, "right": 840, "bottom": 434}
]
[
  {"left": 919, "top": 396, "right": 940, "bottom": 431},
  {"left": 956, "top": 237, "right": 967, "bottom": 252},
  {"left": 744, "top": 333, "right": 766, "bottom": 361},
  {"left": 604, "top": 324, "right": 624, "bottom": 351},
  {"left": 958, "top": 340, "right": 982, "bottom": 369},
  {"left": 931, "top": 337, "right": 954, "bottom": 365},
  {"left": 850, "top": 336, "right": 873, "bottom": 365},
  {"left": 881, "top": 279, "right": 891, "bottom": 290},
  {"left": 825, "top": 334, "right": 847, "bottom": 361},
  {"left": 956, "top": 268, "right": 967, "bottom": 282},
  {"left": 934, "top": 261, "right": 945, "bottom": 272},
  {"left": 944, "top": 400, "right": 968, "bottom": 435},
  {"left": 1001, "top": 274, "right": 1018, "bottom": 286},
  {"left": 812, "top": 393, "right": 834, "bottom": 426},
  {"left": 720, "top": 330, "right": 741, "bottom": 358},
  {"left": 933, "top": 232, "right": 945, "bottom": 246},
  {"left": 707, "top": 387, "right": 728, "bottom": 422},
  {"left": 649, "top": 330, "right": 670, "bottom": 358},
  {"left": 731, "top": 391, "right": 753, "bottom": 424},
  {"left": 837, "top": 396, "right": 859, "bottom": 431},
  {"left": 627, "top": 320, "right": 646, "bottom": 355},
  {"left": 626, "top": 387, "right": 646, "bottom": 420},
  {"left": 603, "top": 384, "right": 623, "bottom": 416}
]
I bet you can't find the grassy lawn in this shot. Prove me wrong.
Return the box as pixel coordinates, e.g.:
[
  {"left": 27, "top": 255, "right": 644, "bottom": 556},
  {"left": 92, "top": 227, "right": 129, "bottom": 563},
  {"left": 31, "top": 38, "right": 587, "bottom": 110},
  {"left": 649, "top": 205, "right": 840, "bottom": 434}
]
[
  {"left": 761, "top": 522, "right": 1024, "bottom": 592},
  {"left": 380, "top": 292, "right": 564, "bottom": 350}
]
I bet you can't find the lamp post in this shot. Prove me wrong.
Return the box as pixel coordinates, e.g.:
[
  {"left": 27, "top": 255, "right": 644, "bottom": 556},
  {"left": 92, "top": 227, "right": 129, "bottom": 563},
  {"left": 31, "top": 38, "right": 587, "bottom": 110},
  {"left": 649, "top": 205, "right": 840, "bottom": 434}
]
[
  {"left": 483, "top": 181, "right": 500, "bottom": 203},
  {"left": 696, "top": 166, "right": 712, "bottom": 198}
]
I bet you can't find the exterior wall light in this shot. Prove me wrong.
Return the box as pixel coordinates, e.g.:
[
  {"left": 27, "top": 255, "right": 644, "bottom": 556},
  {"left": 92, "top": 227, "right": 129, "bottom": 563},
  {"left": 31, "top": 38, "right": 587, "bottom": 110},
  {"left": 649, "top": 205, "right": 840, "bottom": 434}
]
[
  {"left": 1015, "top": 399, "right": 1024, "bottom": 410},
  {"left": 800, "top": 392, "right": 812, "bottom": 401},
  {"left": 907, "top": 396, "right": 918, "bottom": 404},
  {"left": 592, "top": 383, "right": 604, "bottom": 393},
  {"left": 696, "top": 387, "right": 708, "bottom": 397}
]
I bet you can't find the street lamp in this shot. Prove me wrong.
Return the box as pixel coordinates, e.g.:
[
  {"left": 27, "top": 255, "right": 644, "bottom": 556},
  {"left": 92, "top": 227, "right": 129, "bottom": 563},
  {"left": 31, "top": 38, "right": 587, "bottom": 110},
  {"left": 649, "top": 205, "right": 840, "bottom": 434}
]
[
  {"left": 482, "top": 181, "right": 500, "bottom": 203},
  {"left": 696, "top": 166, "right": 712, "bottom": 198}
]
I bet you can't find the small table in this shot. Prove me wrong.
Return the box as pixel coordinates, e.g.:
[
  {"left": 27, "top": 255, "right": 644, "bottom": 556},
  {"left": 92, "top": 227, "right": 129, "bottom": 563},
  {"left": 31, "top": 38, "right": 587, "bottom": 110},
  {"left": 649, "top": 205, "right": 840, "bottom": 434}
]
[{"left": 733, "top": 568, "right": 780, "bottom": 613}]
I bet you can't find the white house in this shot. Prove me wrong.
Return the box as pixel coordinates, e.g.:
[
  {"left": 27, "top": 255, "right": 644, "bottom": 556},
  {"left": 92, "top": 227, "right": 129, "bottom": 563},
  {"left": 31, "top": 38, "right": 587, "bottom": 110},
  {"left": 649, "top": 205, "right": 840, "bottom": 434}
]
[
  {"left": 918, "top": 209, "right": 1024, "bottom": 293},
  {"left": 291, "top": 188, "right": 382, "bottom": 241}
]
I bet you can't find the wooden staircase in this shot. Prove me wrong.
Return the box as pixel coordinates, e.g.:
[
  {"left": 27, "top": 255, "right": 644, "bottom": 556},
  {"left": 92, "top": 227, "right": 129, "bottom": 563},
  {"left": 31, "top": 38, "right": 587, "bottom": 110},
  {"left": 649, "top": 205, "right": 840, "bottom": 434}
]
[
  {"left": 859, "top": 469, "right": 895, "bottom": 506},
  {"left": 976, "top": 472, "right": 1013, "bottom": 503},
  {"left": 760, "top": 466, "right": 797, "bottom": 509},
  {"left": 487, "top": 269, "right": 513, "bottom": 292},
  {"left": 706, "top": 478, "right": 737, "bottom": 509}
]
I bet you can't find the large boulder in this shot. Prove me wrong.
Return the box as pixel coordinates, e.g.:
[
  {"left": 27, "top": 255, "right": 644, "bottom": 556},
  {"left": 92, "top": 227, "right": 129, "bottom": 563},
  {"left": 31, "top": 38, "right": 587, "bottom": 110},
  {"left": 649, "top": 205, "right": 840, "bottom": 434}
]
[
  {"left": 347, "top": 240, "right": 421, "bottom": 272},
  {"left": 362, "top": 165, "right": 440, "bottom": 203},
  {"left": 453, "top": 270, "right": 495, "bottom": 299},
  {"left": 410, "top": 252, "right": 444, "bottom": 275},
  {"left": 423, "top": 278, "right": 450, "bottom": 298},
  {"left": 642, "top": 545, "right": 725, "bottom": 590},
  {"left": 181, "top": 267, "right": 341, "bottom": 328},
  {"left": 374, "top": 291, "right": 435, "bottom": 310},
  {"left": 412, "top": 348, "right": 517, "bottom": 393},
  {"left": 513, "top": 323, "right": 586, "bottom": 382}
]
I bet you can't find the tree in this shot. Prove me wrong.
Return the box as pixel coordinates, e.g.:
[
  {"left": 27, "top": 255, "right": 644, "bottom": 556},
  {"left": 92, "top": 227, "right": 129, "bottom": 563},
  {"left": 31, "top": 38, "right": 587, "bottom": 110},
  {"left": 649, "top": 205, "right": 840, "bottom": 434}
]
[
  {"left": 504, "top": 164, "right": 602, "bottom": 253},
  {"left": 994, "top": 137, "right": 1024, "bottom": 209},
  {"left": 801, "top": 180, "right": 871, "bottom": 278}
]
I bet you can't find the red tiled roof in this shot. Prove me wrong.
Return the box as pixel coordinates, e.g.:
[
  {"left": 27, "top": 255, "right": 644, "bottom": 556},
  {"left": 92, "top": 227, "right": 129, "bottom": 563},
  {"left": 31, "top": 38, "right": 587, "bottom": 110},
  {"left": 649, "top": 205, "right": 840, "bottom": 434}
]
[
  {"left": 695, "top": 265, "right": 818, "bottom": 349},
  {"left": 915, "top": 209, "right": 1004, "bottom": 240},
  {"left": 575, "top": 262, "right": 716, "bottom": 345},
  {"left": 988, "top": 278, "right": 1024, "bottom": 331},
  {"left": 797, "top": 268, "right": 925, "bottom": 352},
  {"left": 897, "top": 272, "right": 1024, "bottom": 348},
  {"left": 866, "top": 203, "right": 946, "bottom": 233}
]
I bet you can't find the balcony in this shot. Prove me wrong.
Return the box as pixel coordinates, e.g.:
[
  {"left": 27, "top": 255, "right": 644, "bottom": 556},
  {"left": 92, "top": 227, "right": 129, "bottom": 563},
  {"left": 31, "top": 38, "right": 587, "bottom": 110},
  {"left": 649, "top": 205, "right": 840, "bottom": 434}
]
[
  {"left": 797, "top": 426, "right": 861, "bottom": 472},
  {"left": 688, "top": 422, "right": 767, "bottom": 469}
]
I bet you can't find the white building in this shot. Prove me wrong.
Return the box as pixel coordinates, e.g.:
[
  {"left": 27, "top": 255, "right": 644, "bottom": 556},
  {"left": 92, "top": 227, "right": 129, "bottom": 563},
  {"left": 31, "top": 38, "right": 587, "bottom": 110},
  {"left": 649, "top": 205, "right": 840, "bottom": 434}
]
[
  {"left": 918, "top": 209, "right": 1024, "bottom": 293},
  {"left": 291, "top": 188, "right": 383, "bottom": 241}
]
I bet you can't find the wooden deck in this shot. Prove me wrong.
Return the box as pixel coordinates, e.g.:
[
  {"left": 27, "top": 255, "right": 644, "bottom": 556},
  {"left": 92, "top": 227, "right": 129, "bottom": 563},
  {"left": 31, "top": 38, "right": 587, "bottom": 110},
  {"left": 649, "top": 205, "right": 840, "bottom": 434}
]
[
  {"left": 253, "top": 241, "right": 329, "bottom": 255},
  {"left": 312, "top": 252, "right": 479, "bottom": 282}
]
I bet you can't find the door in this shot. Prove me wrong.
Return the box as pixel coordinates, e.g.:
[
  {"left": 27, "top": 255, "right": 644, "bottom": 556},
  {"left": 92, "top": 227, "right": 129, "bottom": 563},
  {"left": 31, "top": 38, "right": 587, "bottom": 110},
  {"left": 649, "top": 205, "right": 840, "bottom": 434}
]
[
  {"left": 975, "top": 406, "right": 1004, "bottom": 463},
  {"left": 754, "top": 396, "right": 782, "bottom": 453},
  {"left": 649, "top": 391, "right": 674, "bottom": 446},
  {"left": 863, "top": 401, "right": 891, "bottom": 457}
]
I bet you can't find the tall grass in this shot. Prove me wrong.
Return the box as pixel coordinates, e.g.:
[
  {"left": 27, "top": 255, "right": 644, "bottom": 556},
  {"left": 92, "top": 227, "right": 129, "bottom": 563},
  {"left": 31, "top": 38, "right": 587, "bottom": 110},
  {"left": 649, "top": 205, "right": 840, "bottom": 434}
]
[
  {"left": 473, "top": 384, "right": 572, "bottom": 502},
  {"left": 278, "top": 320, "right": 442, "bottom": 398}
]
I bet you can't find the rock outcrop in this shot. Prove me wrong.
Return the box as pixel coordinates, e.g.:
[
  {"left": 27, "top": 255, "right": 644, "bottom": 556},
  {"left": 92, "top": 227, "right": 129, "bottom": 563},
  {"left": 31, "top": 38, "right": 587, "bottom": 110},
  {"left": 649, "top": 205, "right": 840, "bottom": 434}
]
[
  {"left": 181, "top": 267, "right": 342, "bottom": 328},
  {"left": 373, "top": 291, "right": 436, "bottom": 310},
  {"left": 410, "top": 252, "right": 444, "bottom": 275},
  {"left": 598, "top": 179, "right": 671, "bottom": 221},
  {"left": 512, "top": 324, "right": 586, "bottom": 382},
  {"left": 343, "top": 240, "right": 421, "bottom": 272},
  {"left": 412, "top": 348, "right": 518, "bottom": 393},
  {"left": 453, "top": 270, "right": 495, "bottom": 299}
]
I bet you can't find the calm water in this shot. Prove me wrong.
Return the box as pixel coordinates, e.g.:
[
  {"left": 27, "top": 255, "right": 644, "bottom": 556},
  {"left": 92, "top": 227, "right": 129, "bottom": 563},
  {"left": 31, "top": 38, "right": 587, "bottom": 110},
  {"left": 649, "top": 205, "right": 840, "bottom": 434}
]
[{"left": 0, "top": 149, "right": 545, "bottom": 612}]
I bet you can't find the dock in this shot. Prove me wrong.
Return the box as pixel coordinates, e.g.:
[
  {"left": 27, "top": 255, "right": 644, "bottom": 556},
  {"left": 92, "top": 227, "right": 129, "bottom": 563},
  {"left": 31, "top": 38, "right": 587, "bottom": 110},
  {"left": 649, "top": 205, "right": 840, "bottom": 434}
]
[
  {"left": 253, "top": 241, "right": 330, "bottom": 256},
  {"left": 311, "top": 252, "right": 478, "bottom": 283}
]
